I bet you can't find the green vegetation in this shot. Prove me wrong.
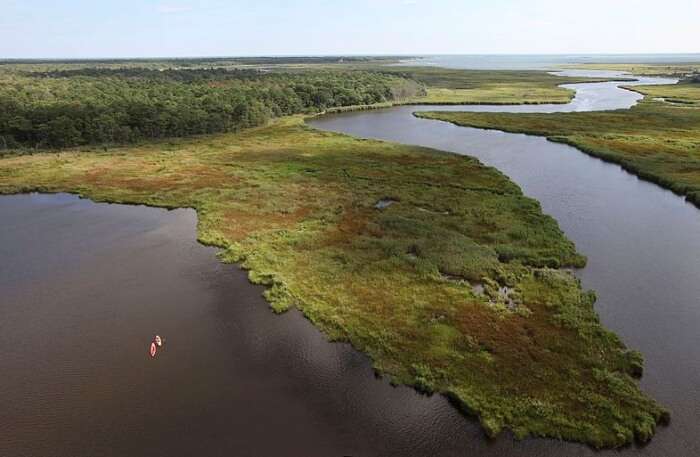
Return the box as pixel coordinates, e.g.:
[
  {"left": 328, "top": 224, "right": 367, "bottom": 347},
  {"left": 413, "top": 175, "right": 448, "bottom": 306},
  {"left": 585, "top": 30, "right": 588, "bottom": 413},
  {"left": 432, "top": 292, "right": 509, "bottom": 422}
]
[
  {"left": 0, "top": 115, "right": 666, "bottom": 447},
  {"left": 382, "top": 67, "right": 619, "bottom": 105},
  {"left": 418, "top": 81, "right": 700, "bottom": 207},
  {"left": 0, "top": 66, "right": 422, "bottom": 149}
]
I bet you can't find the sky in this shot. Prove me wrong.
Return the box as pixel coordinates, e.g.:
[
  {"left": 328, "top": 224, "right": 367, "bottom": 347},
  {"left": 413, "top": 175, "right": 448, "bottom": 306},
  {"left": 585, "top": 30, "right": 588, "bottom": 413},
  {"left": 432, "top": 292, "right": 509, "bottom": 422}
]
[{"left": 1, "top": 0, "right": 699, "bottom": 58}]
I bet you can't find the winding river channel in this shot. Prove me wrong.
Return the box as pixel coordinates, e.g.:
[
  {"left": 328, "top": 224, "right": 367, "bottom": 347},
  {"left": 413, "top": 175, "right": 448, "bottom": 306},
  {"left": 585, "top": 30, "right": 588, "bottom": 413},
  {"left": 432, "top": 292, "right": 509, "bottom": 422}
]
[{"left": 2, "top": 71, "right": 699, "bottom": 456}]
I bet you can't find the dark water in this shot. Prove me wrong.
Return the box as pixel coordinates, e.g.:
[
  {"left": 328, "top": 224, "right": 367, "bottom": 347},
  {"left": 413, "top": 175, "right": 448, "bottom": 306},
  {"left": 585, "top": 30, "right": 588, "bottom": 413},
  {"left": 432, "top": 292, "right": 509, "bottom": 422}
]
[
  {"left": 2, "top": 72, "right": 699, "bottom": 457},
  {"left": 309, "top": 74, "right": 700, "bottom": 456},
  {"left": 0, "top": 193, "right": 500, "bottom": 457}
]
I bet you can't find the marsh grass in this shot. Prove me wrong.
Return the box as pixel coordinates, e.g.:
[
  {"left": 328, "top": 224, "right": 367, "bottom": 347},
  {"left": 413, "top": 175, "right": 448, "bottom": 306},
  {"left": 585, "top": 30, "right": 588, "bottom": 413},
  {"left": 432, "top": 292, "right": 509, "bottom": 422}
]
[{"left": 0, "top": 115, "right": 667, "bottom": 447}]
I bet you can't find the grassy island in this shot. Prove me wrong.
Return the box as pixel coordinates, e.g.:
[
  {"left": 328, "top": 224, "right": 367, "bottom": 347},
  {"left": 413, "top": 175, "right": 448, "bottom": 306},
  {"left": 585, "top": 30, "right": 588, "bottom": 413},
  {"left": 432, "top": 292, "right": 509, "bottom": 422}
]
[
  {"left": 418, "top": 82, "right": 700, "bottom": 208},
  {"left": 0, "top": 60, "right": 668, "bottom": 447}
]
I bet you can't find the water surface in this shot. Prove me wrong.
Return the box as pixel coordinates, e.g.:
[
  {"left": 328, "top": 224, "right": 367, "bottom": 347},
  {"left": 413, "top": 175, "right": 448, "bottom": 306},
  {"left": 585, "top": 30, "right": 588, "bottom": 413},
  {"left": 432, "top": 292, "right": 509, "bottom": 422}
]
[{"left": 0, "top": 193, "right": 490, "bottom": 457}]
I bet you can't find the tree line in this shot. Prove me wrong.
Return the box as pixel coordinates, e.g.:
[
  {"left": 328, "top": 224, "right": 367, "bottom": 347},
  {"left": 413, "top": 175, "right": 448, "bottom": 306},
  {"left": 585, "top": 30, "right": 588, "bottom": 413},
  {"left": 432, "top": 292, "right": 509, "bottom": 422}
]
[{"left": 0, "top": 67, "right": 423, "bottom": 149}]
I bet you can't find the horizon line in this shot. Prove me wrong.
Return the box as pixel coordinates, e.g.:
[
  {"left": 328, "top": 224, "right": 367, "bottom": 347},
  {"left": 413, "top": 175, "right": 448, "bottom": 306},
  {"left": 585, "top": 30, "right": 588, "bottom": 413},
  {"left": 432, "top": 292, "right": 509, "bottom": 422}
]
[{"left": 2, "top": 52, "right": 700, "bottom": 62}]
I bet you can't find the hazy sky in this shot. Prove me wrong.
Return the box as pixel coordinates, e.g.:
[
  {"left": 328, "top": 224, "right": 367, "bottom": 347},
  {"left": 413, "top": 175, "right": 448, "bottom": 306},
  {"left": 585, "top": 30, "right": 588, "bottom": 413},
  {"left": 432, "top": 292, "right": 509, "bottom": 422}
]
[{"left": 2, "top": 0, "right": 699, "bottom": 58}]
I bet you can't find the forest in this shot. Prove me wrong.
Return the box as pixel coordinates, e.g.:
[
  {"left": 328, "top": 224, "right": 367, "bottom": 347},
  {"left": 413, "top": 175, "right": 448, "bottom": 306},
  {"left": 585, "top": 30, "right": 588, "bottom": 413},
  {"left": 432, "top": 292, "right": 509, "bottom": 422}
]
[{"left": 0, "top": 65, "right": 423, "bottom": 149}]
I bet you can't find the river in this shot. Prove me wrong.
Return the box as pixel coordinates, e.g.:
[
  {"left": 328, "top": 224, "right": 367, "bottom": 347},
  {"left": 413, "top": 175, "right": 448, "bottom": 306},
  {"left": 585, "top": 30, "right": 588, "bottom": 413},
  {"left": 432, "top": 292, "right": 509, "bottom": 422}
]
[{"left": 2, "top": 71, "right": 699, "bottom": 456}]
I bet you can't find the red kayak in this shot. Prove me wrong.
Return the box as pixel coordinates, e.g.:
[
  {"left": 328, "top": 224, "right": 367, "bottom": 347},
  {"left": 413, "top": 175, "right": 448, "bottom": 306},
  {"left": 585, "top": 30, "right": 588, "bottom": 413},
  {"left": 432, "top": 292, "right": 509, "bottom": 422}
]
[{"left": 149, "top": 342, "right": 157, "bottom": 358}]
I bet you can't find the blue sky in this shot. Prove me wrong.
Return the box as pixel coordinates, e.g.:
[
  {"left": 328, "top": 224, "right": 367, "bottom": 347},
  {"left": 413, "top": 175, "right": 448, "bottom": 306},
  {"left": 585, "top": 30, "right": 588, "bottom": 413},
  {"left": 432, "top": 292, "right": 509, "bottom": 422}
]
[{"left": 1, "top": 0, "right": 699, "bottom": 58}]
